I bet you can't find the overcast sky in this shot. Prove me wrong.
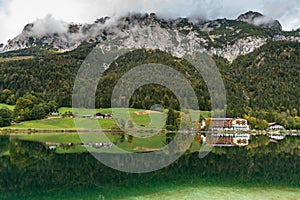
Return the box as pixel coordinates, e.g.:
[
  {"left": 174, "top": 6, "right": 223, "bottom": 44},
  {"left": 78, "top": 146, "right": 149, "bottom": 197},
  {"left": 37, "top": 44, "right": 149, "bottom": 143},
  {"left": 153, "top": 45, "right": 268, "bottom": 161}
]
[{"left": 0, "top": 0, "right": 299, "bottom": 44}]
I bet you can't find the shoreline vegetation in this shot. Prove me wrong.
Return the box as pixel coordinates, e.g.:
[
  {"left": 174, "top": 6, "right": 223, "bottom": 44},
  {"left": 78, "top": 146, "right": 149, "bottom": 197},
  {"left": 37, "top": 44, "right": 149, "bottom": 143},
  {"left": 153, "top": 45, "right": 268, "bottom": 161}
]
[
  {"left": 1, "top": 103, "right": 300, "bottom": 135},
  {"left": 1, "top": 128, "right": 299, "bottom": 135}
]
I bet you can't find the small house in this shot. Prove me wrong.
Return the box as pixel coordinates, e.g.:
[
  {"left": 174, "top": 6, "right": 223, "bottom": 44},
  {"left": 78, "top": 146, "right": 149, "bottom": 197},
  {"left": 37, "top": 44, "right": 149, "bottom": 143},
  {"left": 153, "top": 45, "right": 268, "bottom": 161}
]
[
  {"left": 51, "top": 111, "right": 59, "bottom": 116},
  {"left": 268, "top": 123, "right": 285, "bottom": 131},
  {"left": 94, "top": 113, "right": 106, "bottom": 119}
]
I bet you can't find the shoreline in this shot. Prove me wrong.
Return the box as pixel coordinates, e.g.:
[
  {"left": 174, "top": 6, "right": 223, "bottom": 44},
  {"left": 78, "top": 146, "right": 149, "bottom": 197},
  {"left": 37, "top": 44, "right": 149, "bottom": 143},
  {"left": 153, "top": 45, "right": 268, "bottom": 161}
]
[
  {"left": 0, "top": 128, "right": 123, "bottom": 134},
  {"left": 1, "top": 128, "right": 299, "bottom": 136}
]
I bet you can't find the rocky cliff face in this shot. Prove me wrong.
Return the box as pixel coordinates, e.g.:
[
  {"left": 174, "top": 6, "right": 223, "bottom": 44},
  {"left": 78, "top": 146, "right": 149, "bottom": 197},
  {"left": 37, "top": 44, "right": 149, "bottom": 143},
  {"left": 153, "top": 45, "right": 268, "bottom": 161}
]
[
  {"left": 2, "top": 11, "right": 295, "bottom": 61},
  {"left": 3, "top": 15, "right": 111, "bottom": 52},
  {"left": 0, "top": 43, "right": 4, "bottom": 52},
  {"left": 237, "top": 11, "right": 282, "bottom": 31},
  {"left": 210, "top": 36, "right": 267, "bottom": 61}
]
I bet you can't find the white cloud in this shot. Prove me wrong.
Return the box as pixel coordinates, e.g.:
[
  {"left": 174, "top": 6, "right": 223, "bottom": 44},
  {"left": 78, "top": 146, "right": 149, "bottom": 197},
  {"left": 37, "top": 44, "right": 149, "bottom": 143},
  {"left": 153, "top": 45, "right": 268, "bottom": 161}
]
[
  {"left": 0, "top": 0, "right": 300, "bottom": 44},
  {"left": 27, "top": 15, "right": 68, "bottom": 36}
]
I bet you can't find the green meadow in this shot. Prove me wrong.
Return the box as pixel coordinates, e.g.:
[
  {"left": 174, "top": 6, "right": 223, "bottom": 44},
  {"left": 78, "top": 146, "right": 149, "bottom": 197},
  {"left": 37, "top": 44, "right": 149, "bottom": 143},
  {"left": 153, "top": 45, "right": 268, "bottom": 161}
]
[
  {"left": 8, "top": 118, "right": 115, "bottom": 130},
  {"left": 8, "top": 108, "right": 159, "bottom": 130},
  {"left": 4, "top": 106, "right": 210, "bottom": 130}
]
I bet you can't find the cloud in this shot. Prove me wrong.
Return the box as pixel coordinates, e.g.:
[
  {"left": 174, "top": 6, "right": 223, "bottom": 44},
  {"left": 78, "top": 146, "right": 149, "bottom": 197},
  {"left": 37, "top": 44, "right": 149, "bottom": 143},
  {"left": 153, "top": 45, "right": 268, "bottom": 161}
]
[
  {"left": 262, "top": 0, "right": 300, "bottom": 30},
  {"left": 253, "top": 16, "right": 275, "bottom": 26},
  {"left": 27, "top": 15, "right": 69, "bottom": 37},
  {"left": 0, "top": 0, "right": 300, "bottom": 43}
]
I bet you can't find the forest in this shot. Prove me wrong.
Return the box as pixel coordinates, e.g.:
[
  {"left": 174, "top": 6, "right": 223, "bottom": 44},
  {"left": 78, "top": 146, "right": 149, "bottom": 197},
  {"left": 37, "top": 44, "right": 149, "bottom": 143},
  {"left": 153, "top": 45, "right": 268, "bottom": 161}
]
[{"left": 0, "top": 40, "right": 300, "bottom": 129}]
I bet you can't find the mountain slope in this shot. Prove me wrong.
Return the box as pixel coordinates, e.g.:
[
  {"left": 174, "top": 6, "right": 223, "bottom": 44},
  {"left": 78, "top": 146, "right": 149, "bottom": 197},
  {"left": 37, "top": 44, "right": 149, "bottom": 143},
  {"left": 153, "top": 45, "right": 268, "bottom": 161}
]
[
  {"left": 230, "top": 41, "right": 300, "bottom": 113},
  {"left": 0, "top": 12, "right": 300, "bottom": 117},
  {"left": 0, "top": 40, "right": 300, "bottom": 117}
]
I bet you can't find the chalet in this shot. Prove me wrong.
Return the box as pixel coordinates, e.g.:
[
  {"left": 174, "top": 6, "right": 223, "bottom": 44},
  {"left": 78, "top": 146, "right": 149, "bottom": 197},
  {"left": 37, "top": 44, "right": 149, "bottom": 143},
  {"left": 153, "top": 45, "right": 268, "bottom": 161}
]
[
  {"left": 205, "top": 118, "right": 232, "bottom": 130},
  {"left": 268, "top": 123, "right": 285, "bottom": 131},
  {"left": 205, "top": 118, "right": 250, "bottom": 131}
]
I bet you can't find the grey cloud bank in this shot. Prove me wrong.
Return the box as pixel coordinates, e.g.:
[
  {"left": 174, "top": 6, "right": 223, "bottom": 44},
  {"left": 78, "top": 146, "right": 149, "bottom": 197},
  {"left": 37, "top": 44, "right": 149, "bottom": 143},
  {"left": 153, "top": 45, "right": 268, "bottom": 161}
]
[{"left": 0, "top": 0, "right": 299, "bottom": 43}]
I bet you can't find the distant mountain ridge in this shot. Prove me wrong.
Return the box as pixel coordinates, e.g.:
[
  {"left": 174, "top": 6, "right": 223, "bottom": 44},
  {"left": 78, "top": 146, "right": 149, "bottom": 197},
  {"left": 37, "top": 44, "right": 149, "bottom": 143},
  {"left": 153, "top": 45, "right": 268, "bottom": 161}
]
[{"left": 1, "top": 11, "right": 300, "bottom": 61}]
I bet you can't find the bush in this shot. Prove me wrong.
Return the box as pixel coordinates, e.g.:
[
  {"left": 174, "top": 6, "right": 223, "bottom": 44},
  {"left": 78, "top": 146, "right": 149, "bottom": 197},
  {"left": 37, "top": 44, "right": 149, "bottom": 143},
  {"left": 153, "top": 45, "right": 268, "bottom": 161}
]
[
  {"left": 0, "top": 107, "right": 13, "bottom": 127},
  {"left": 294, "top": 123, "right": 300, "bottom": 130}
]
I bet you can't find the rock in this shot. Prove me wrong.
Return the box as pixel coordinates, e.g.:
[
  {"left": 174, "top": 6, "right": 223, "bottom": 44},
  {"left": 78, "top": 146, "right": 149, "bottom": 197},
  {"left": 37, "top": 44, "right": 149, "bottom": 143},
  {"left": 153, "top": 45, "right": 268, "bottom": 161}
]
[
  {"left": 23, "top": 23, "right": 34, "bottom": 32},
  {"left": 0, "top": 43, "right": 3, "bottom": 52},
  {"left": 209, "top": 36, "right": 267, "bottom": 61},
  {"left": 237, "top": 11, "right": 264, "bottom": 23},
  {"left": 1, "top": 12, "right": 287, "bottom": 61},
  {"left": 237, "top": 11, "right": 282, "bottom": 31}
]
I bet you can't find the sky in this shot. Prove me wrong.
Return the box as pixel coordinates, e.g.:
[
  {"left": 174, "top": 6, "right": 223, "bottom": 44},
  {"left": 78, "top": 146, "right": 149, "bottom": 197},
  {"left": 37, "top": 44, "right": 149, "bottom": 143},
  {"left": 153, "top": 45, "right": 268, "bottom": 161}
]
[{"left": 0, "top": 0, "right": 300, "bottom": 44}]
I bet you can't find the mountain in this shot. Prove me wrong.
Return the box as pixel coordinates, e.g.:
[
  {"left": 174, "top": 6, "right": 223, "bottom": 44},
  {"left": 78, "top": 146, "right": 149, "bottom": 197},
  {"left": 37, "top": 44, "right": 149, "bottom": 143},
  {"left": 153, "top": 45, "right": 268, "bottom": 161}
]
[
  {"left": 0, "top": 12, "right": 300, "bottom": 117},
  {"left": 237, "top": 11, "right": 282, "bottom": 31},
  {"left": 0, "top": 43, "right": 4, "bottom": 52},
  {"left": 3, "top": 15, "right": 111, "bottom": 52},
  {"left": 2, "top": 11, "right": 298, "bottom": 61}
]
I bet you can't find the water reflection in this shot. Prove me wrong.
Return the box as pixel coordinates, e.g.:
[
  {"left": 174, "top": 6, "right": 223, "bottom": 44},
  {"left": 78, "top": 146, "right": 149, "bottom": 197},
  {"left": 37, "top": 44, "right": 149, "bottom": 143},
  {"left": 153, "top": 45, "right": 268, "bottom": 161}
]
[{"left": 0, "top": 134, "right": 299, "bottom": 199}]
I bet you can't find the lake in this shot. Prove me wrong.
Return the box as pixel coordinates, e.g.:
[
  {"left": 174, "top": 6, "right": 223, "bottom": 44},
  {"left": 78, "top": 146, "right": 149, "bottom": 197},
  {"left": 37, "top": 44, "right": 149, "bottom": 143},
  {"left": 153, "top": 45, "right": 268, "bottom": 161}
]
[{"left": 0, "top": 134, "right": 299, "bottom": 199}]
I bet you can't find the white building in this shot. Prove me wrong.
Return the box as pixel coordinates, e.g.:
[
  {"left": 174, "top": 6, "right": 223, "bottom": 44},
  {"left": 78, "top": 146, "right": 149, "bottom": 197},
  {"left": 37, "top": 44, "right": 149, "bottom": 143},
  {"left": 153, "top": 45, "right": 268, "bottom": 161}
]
[{"left": 268, "top": 123, "right": 285, "bottom": 131}]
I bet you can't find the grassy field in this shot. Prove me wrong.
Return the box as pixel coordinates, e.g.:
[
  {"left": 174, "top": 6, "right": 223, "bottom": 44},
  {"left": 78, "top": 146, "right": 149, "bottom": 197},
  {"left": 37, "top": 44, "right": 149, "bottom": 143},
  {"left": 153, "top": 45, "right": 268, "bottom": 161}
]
[
  {"left": 59, "top": 107, "right": 210, "bottom": 118},
  {"left": 0, "top": 56, "right": 34, "bottom": 63},
  {"left": 8, "top": 107, "right": 210, "bottom": 130},
  {"left": 8, "top": 118, "right": 115, "bottom": 130},
  {"left": 8, "top": 108, "right": 159, "bottom": 130},
  {"left": 0, "top": 103, "right": 15, "bottom": 111}
]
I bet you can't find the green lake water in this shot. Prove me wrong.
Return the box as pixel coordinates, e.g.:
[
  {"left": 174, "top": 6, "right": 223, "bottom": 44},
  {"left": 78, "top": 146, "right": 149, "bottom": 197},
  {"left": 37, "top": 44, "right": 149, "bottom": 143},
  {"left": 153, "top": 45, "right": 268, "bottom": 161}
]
[
  {"left": 124, "top": 186, "right": 300, "bottom": 200},
  {"left": 0, "top": 134, "right": 299, "bottom": 199},
  {"left": 3, "top": 183, "right": 300, "bottom": 200}
]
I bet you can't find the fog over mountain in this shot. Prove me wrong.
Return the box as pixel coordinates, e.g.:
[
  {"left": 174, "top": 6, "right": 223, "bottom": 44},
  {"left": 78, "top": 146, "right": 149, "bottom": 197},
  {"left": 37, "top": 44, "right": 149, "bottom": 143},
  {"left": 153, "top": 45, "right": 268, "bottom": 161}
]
[{"left": 0, "top": 0, "right": 300, "bottom": 44}]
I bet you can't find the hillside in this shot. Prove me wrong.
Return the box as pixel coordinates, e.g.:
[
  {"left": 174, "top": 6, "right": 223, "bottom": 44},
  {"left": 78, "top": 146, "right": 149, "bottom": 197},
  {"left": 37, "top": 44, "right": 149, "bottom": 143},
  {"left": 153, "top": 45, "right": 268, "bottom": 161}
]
[{"left": 0, "top": 12, "right": 300, "bottom": 118}]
